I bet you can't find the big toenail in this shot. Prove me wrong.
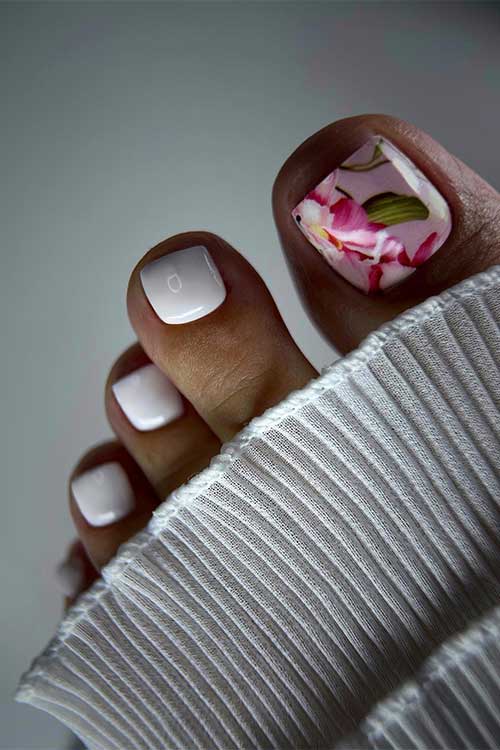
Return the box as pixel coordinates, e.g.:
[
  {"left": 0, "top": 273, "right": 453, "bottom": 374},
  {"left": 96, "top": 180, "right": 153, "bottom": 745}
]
[
  {"left": 71, "top": 463, "right": 135, "bottom": 527},
  {"left": 112, "top": 363, "right": 184, "bottom": 432},
  {"left": 292, "top": 136, "right": 452, "bottom": 293},
  {"left": 140, "top": 245, "right": 226, "bottom": 324}
]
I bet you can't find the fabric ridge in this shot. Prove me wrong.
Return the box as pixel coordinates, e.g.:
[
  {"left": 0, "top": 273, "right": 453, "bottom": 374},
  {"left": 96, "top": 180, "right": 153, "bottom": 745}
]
[
  {"left": 339, "top": 603, "right": 500, "bottom": 749},
  {"left": 16, "top": 265, "right": 500, "bottom": 750}
]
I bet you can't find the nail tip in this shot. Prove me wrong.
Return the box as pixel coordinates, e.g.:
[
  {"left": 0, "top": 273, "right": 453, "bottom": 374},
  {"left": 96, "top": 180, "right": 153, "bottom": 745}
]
[
  {"left": 132, "top": 409, "right": 181, "bottom": 432},
  {"left": 71, "top": 462, "right": 135, "bottom": 528},
  {"left": 89, "top": 506, "right": 132, "bottom": 527},
  {"left": 55, "top": 559, "right": 84, "bottom": 597}
]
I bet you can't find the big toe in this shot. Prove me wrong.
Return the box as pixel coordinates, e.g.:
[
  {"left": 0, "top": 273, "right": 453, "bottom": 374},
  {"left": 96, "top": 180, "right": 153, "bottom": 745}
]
[{"left": 273, "top": 114, "right": 500, "bottom": 353}]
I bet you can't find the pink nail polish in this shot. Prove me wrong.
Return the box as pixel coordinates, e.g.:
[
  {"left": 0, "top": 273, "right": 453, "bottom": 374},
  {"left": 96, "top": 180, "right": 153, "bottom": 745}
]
[{"left": 292, "top": 136, "right": 452, "bottom": 293}]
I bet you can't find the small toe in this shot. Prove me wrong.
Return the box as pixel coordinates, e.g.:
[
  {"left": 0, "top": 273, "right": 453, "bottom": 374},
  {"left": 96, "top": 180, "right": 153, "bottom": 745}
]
[
  {"left": 105, "top": 343, "right": 222, "bottom": 498},
  {"left": 69, "top": 441, "right": 157, "bottom": 570}
]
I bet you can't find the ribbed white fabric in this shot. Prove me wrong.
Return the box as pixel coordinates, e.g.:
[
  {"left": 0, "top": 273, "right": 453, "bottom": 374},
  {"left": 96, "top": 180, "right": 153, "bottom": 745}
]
[
  {"left": 339, "top": 603, "right": 500, "bottom": 749},
  {"left": 17, "top": 266, "right": 500, "bottom": 750}
]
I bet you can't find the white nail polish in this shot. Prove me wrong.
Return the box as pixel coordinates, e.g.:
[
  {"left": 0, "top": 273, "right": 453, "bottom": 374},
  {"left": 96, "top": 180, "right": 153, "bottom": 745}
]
[
  {"left": 112, "top": 363, "right": 184, "bottom": 432},
  {"left": 55, "top": 558, "right": 84, "bottom": 597},
  {"left": 140, "top": 245, "right": 226, "bottom": 324},
  {"left": 71, "top": 462, "right": 135, "bottom": 527}
]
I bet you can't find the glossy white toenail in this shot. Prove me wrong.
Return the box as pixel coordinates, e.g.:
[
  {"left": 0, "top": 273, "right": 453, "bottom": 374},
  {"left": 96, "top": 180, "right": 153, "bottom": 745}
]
[
  {"left": 71, "top": 463, "right": 135, "bottom": 527},
  {"left": 112, "top": 363, "right": 184, "bottom": 432},
  {"left": 55, "top": 558, "right": 84, "bottom": 597},
  {"left": 140, "top": 245, "right": 226, "bottom": 324}
]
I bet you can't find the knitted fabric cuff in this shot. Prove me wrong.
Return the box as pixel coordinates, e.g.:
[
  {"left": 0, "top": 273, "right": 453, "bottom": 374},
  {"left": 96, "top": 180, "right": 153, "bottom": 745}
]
[{"left": 17, "top": 266, "right": 500, "bottom": 750}]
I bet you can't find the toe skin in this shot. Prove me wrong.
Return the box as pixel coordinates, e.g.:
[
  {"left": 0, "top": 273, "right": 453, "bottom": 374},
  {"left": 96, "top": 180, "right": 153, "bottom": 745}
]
[{"left": 105, "top": 344, "right": 222, "bottom": 498}]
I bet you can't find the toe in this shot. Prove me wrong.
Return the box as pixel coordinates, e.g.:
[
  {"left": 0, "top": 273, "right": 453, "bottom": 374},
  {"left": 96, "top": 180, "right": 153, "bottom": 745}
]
[
  {"left": 105, "top": 343, "right": 222, "bottom": 497},
  {"left": 69, "top": 441, "right": 157, "bottom": 570},
  {"left": 56, "top": 539, "right": 98, "bottom": 607},
  {"left": 127, "top": 231, "right": 317, "bottom": 442},
  {"left": 273, "top": 114, "right": 500, "bottom": 353}
]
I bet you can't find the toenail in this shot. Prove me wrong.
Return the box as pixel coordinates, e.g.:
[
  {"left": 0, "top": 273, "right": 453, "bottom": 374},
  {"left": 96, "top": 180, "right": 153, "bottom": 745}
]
[
  {"left": 112, "top": 363, "right": 184, "bottom": 432},
  {"left": 292, "top": 135, "right": 452, "bottom": 294},
  {"left": 71, "top": 463, "right": 135, "bottom": 527},
  {"left": 55, "top": 557, "right": 84, "bottom": 597},
  {"left": 139, "top": 245, "right": 226, "bottom": 324}
]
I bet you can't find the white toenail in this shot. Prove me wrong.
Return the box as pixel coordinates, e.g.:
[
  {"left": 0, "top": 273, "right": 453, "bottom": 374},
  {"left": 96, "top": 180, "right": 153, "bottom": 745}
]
[
  {"left": 71, "top": 463, "right": 135, "bottom": 527},
  {"left": 140, "top": 245, "right": 226, "bottom": 324},
  {"left": 55, "top": 558, "right": 84, "bottom": 597},
  {"left": 112, "top": 363, "right": 184, "bottom": 432}
]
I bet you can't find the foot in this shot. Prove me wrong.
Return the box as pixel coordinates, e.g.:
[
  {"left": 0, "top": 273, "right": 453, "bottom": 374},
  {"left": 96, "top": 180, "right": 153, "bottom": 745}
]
[{"left": 58, "top": 114, "right": 500, "bottom": 591}]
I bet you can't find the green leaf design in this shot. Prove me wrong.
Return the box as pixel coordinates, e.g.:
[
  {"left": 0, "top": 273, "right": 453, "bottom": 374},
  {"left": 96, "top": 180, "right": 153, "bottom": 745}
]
[
  {"left": 341, "top": 140, "right": 389, "bottom": 172},
  {"left": 363, "top": 192, "right": 429, "bottom": 225}
]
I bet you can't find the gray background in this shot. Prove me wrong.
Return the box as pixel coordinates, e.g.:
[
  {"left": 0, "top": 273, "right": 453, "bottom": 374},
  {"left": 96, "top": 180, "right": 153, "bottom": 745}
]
[{"left": 1, "top": 1, "right": 499, "bottom": 747}]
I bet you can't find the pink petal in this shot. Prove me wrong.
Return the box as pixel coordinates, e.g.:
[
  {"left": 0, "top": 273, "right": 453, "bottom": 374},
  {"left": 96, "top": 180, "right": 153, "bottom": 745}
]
[
  {"left": 323, "top": 227, "right": 378, "bottom": 254},
  {"left": 342, "top": 247, "right": 372, "bottom": 262},
  {"left": 397, "top": 248, "right": 412, "bottom": 267},
  {"left": 368, "top": 265, "right": 383, "bottom": 293},
  {"left": 341, "top": 231, "right": 380, "bottom": 249},
  {"left": 306, "top": 170, "right": 338, "bottom": 206},
  {"left": 329, "top": 198, "right": 383, "bottom": 249},
  {"left": 329, "top": 199, "right": 385, "bottom": 232},
  {"left": 413, "top": 232, "right": 438, "bottom": 266},
  {"left": 379, "top": 236, "right": 405, "bottom": 263},
  {"left": 330, "top": 198, "right": 369, "bottom": 229},
  {"left": 397, "top": 232, "right": 438, "bottom": 268}
]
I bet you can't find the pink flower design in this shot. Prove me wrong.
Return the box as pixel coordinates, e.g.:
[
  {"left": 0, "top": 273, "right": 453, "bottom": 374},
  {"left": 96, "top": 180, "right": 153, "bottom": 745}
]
[
  {"left": 368, "top": 264, "right": 383, "bottom": 293},
  {"left": 300, "top": 173, "right": 385, "bottom": 253},
  {"left": 398, "top": 232, "right": 439, "bottom": 267},
  {"left": 305, "top": 170, "right": 338, "bottom": 206},
  {"left": 293, "top": 163, "right": 447, "bottom": 293},
  {"left": 324, "top": 198, "right": 386, "bottom": 251},
  {"left": 296, "top": 190, "right": 404, "bottom": 263},
  {"left": 293, "top": 136, "right": 451, "bottom": 293}
]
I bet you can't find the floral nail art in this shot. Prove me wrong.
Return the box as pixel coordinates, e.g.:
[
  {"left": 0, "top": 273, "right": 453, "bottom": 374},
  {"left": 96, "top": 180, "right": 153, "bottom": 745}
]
[{"left": 292, "top": 136, "right": 452, "bottom": 293}]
